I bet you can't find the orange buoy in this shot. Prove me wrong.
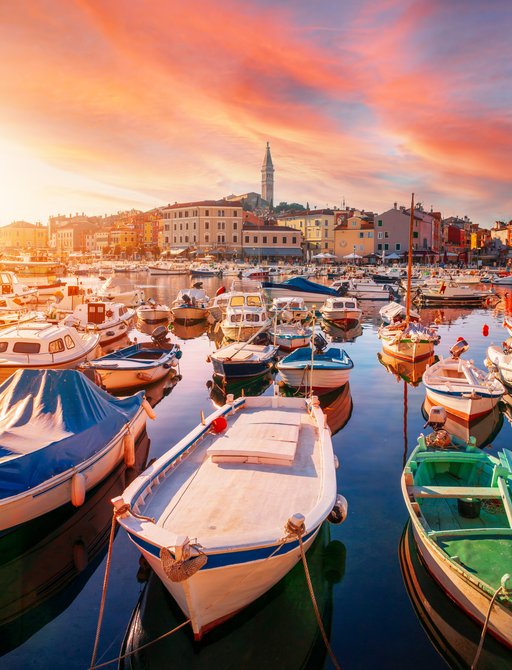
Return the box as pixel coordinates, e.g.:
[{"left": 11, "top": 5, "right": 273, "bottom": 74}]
[
  {"left": 211, "top": 416, "right": 227, "bottom": 433},
  {"left": 483, "top": 324, "right": 489, "bottom": 337}
]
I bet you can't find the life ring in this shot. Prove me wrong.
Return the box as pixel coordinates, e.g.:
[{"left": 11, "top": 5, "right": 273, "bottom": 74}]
[{"left": 106, "top": 309, "right": 114, "bottom": 318}]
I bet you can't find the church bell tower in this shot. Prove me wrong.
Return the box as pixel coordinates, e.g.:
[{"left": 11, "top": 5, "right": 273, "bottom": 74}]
[{"left": 261, "top": 142, "right": 274, "bottom": 207}]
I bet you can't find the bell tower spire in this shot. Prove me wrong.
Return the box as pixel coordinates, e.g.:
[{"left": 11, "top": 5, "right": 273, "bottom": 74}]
[{"left": 261, "top": 142, "right": 274, "bottom": 207}]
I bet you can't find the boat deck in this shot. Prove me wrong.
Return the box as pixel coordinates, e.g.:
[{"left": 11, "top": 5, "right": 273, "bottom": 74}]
[{"left": 143, "top": 405, "right": 322, "bottom": 548}]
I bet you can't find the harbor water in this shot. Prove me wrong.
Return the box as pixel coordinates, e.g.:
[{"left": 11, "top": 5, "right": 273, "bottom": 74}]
[{"left": 2, "top": 273, "right": 512, "bottom": 670}]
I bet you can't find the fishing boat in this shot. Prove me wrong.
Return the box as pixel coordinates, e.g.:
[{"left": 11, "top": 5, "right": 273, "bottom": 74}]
[
  {"left": 379, "top": 321, "right": 440, "bottom": 363},
  {"left": 136, "top": 300, "right": 172, "bottom": 324},
  {"left": 0, "top": 369, "right": 149, "bottom": 533},
  {"left": 423, "top": 339, "right": 505, "bottom": 421},
  {"left": 0, "top": 322, "right": 100, "bottom": 382},
  {"left": 379, "top": 301, "right": 419, "bottom": 324},
  {"left": 320, "top": 297, "right": 362, "bottom": 328},
  {"left": 268, "top": 322, "right": 312, "bottom": 351},
  {"left": 220, "top": 292, "right": 270, "bottom": 342},
  {"left": 414, "top": 283, "right": 497, "bottom": 306},
  {"left": 60, "top": 301, "right": 135, "bottom": 346},
  {"left": 171, "top": 284, "right": 210, "bottom": 325},
  {"left": 345, "top": 279, "right": 395, "bottom": 301},
  {"left": 402, "top": 406, "right": 512, "bottom": 648},
  {"left": 80, "top": 327, "right": 182, "bottom": 392},
  {"left": 486, "top": 341, "right": 512, "bottom": 388},
  {"left": 113, "top": 389, "right": 346, "bottom": 639},
  {"left": 261, "top": 277, "right": 340, "bottom": 310},
  {"left": 277, "top": 333, "right": 353, "bottom": 395},
  {"left": 210, "top": 342, "right": 278, "bottom": 379},
  {"left": 269, "top": 296, "right": 311, "bottom": 323},
  {"left": 94, "top": 277, "right": 145, "bottom": 307}
]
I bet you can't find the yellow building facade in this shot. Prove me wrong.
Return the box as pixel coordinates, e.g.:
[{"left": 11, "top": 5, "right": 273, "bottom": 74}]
[
  {"left": 0, "top": 221, "right": 48, "bottom": 249},
  {"left": 334, "top": 217, "right": 375, "bottom": 258}
]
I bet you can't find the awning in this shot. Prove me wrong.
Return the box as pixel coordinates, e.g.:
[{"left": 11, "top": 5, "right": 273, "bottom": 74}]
[
  {"left": 169, "top": 248, "right": 188, "bottom": 255},
  {"left": 244, "top": 247, "right": 301, "bottom": 257}
]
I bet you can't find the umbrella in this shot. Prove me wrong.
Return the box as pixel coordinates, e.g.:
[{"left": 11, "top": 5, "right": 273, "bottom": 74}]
[
  {"left": 323, "top": 253, "right": 337, "bottom": 259},
  {"left": 343, "top": 252, "right": 362, "bottom": 259},
  {"left": 311, "top": 253, "right": 326, "bottom": 259},
  {"left": 386, "top": 252, "right": 402, "bottom": 260}
]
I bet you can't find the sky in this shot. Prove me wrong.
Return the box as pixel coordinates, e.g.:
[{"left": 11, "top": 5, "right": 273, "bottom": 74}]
[{"left": 0, "top": 0, "right": 511, "bottom": 227}]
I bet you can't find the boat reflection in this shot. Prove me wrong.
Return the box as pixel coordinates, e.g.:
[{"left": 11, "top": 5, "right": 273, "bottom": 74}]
[
  {"left": 0, "top": 431, "right": 151, "bottom": 655},
  {"left": 399, "top": 521, "right": 509, "bottom": 670},
  {"left": 144, "top": 370, "right": 181, "bottom": 408},
  {"left": 171, "top": 320, "right": 209, "bottom": 341},
  {"left": 120, "top": 524, "right": 345, "bottom": 670},
  {"left": 206, "top": 371, "right": 274, "bottom": 408},
  {"left": 135, "top": 318, "right": 171, "bottom": 336},
  {"left": 422, "top": 396, "right": 503, "bottom": 449},
  {"left": 320, "top": 383, "right": 353, "bottom": 436},
  {"left": 321, "top": 319, "right": 362, "bottom": 343},
  {"left": 377, "top": 350, "right": 435, "bottom": 386}
]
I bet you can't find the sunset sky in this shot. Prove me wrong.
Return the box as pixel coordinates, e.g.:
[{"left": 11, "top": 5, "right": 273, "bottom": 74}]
[{"left": 0, "top": 0, "right": 510, "bottom": 226}]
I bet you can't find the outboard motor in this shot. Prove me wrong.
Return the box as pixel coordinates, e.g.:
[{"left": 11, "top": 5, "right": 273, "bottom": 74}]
[
  {"left": 424, "top": 405, "right": 452, "bottom": 448},
  {"left": 313, "top": 332, "right": 328, "bottom": 353},
  {"left": 450, "top": 337, "right": 469, "bottom": 359},
  {"left": 151, "top": 325, "right": 170, "bottom": 344}
]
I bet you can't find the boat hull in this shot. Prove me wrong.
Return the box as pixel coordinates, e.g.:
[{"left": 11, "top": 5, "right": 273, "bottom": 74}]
[
  {"left": 0, "top": 344, "right": 100, "bottom": 384},
  {"left": 0, "top": 408, "right": 146, "bottom": 533},
  {"left": 212, "top": 358, "right": 274, "bottom": 379},
  {"left": 381, "top": 337, "right": 435, "bottom": 363},
  {"left": 171, "top": 307, "right": 208, "bottom": 325},
  {"left": 221, "top": 324, "right": 266, "bottom": 342},
  {"left": 279, "top": 368, "right": 351, "bottom": 395},
  {"left": 424, "top": 387, "right": 500, "bottom": 421},
  {"left": 129, "top": 525, "right": 320, "bottom": 639}
]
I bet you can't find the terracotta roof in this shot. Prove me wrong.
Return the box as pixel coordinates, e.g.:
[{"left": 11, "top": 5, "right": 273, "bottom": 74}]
[
  {"left": 243, "top": 223, "right": 298, "bottom": 232},
  {"left": 164, "top": 199, "right": 243, "bottom": 210}
]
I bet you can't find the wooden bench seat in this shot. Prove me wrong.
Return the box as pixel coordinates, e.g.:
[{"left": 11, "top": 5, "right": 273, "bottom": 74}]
[{"left": 409, "top": 485, "right": 500, "bottom": 499}]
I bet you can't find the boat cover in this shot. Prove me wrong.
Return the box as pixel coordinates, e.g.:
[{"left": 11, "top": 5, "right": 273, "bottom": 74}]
[
  {"left": 0, "top": 369, "right": 144, "bottom": 499},
  {"left": 279, "top": 346, "right": 353, "bottom": 369},
  {"left": 262, "top": 277, "right": 338, "bottom": 296}
]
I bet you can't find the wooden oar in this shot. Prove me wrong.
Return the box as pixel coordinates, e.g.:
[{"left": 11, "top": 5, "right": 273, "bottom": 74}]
[{"left": 225, "top": 319, "right": 272, "bottom": 360}]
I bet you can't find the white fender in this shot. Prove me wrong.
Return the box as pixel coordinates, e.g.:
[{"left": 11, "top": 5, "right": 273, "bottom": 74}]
[
  {"left": 71, "top": 472, "right": 86, "bottom": 507},
  {"left": 124, "top": 429, "right": 135, "bottom": 467},
  {"left": 142, "top": 398, "right": 156, "bottom": 420}
]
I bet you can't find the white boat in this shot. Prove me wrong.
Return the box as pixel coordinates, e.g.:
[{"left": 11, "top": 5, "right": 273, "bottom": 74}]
[
  {"left": 136, "top": 301, "right": 172, "bottom": 324},
  {"left": 149, "top": 262, "right": 190, "bottom": 276},
  {"left": 402, "top": 411, "right": 512, "bottom": 648},
  {"left": 113, "top": 390, "right": 346, "bottom": 639},
  {"left": 95, "top": 277, "right": 145, "bottom": 307},
  {"left": 378, "top": 321, "right": 440, "bottom": 363},
  {"left": 80, "top": 329, "right": 182, "bottom": 392},
  {"left": 320, "top": 297, "right": 362, "bottom": 327},
  {"left": 269, "top": 296, "right": 311, "bottom": 323},
  {"left": 171, "top": 285, "right": 210, "bottom": 325},
  {"left": 345, "top": 279, "right": 394, "bottom": 301},
  {"left": 415, "top": 283, "right": 497, "bottom": 306},
  {"left": 210, "top": 342, "right": 278, "bottom": 378},
  {"left": 0, "top": 322, "right": 100, "bottom": 383},
  {"left": 269, "top": 323, "right": 312, "bottom": 351},
  {"left": 60, "top": 301, "right": 135, "bottom": 346},
  {"left": 423, "top": 339, "right": 505, "bottom": 421},
  {"left": 220, "top": 292, "right": 270, "bottom": 342},
  {"left": 491, "top": 274, "right": 512, "bottom": 285},
  {"left": 0, "top": 369, "right": 148, "bottom": 532},
  {"left": 0, "top": 271, "right": 38, "bottom": 303},
  {"left": 379, "top": 301, "right": 419, "bottom": 324},
  {"left": 486, "top": 342, "right": 512, "bottom": 388}
]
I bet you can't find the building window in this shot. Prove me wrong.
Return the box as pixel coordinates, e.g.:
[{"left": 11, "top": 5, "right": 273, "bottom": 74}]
[
  {"left": 282, "top": 237, "right": 286, "bottom": 244},
  {"left": 273, "top": 237, "right": 277, "bottom": 243},
  {"left": 233, "top": 235, "right": 237, "bottom": 243},
  {"left": 205, "top": 234, "right": 209, "bottom": 242},
  {"left": 292, "top": 236, "right": 297, "bottom": 244},
  {"left": 377, "top": 243, "right": 382, "bottom": 251},
  {"left": 245, "top": 236, "right": 249, "bottom": 243},
  {"left": 233, "top": 211, "right": 238, "bottom": 217},
  {"left": 253, "top": 236, "right": 258, "bottom": 243},
  {"left": 378, "top": 232, "right": 383, "bottom": 239},
  {"left": 384, "top": 243, "right": 389, "bottom": 250},
  {"left": 396, "top": 243, "right": 401, "bottom": 251},
  {"left": 205, "top": 222, "right": 209, "bottom": 230},
  {"left": 178, "top": 212, "right": 182, "bottom": 218},
  {"left": 368, "top": 231, "right": 373, "bottom": 238},
  {"left": 185, "top": 236, "right": 188, "bottom": 242},
  {"left": 179, "top": 236, "right": 182, "bottom": 243},
  {"left": 413, "top": 231, "right": 418, "bottom": 238},
  {"left": 359, "top": 232, "right": 364, "bottom": 238},
  {"left": 384, "top": 231, "right": 389, "bottom": 238},
  {"left": 180, "top": 224, "right": 182, "bottom": 231},
  {"left": 233, "top": 222, "right": 237, "bottom": 230},
  {"left": 359, "top": 244, "right": 364, "bottom": 252},
  {"left": 205, "top": 210, "right": 209, "bottom": 216},
  {"left": 378, "top": 220, "right": 383, "bottom": 226},
  {"left": 263, "top": 236, "right": 267, "bottom": 243}
]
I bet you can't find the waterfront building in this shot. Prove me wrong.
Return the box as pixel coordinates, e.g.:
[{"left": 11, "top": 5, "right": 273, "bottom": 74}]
[
  {"left": 242, "top": 223, "right": 302, "bottom": 261},
  {"left": 0, "top": 221, "right": 48, "bottom": 250},
  {"left": 276, "top": 208, "right": 336, "bottom": 256},
  {"left": 333, "top": 216, "right": 375, "bottom": 258}
]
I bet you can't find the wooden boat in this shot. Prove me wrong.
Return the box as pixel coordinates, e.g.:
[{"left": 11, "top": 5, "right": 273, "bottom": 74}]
[
  {"left": 136, "top": 301, "right": 171, "bottom": 324},
  {"left": 277, "top": 335, "right": 353, "bottom": 395},
  {"left": 486, "top": 342, "right": 512, "bottom": 387},
  {"left": 80, "top": 328, "right": 182, "bottom": 391},
  {"left": 220, "top": 292, "right": 270, "bottom": 342},
  {"left": 402, "top": 411, "right": 512, "bottom": 648},
  {"left": 378, "top": 321, "right": 440, "bottom": 363},
  {"left": 414, "top": 283, "right": 497, "bottom": 306},
  {"left": 0, "top": 369, "right": 148, "bottom": 533},
  {"left": 171, "top": 284, "right": 210, "bottom": 325},
  {"left": 268, "top": 322, "right": 312, "bottom": 351},
  {"left": 113, "top": 391, "right": 346, "bottom": 640},
  {"left": 0, "top": 322, "right": 100, "bottom": 382},
  {"left": 320, "top": 297, "right": 362, "bottom": 328},
  {"left": 423, "top": 340, "right": 504, "bottom": 420},
  {"left": 60, "top": 301, "right": 135, "bottom": 346},
  {"left": 210, "top": 342, "right": 278, "bottom": 379}
]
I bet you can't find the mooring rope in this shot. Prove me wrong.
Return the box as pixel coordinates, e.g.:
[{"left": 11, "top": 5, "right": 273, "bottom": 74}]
[
  {"left": 297, "top": 533, "right": 341, "bottom": 670},
  {"left": 471, "top": 585, "right": 504, "bottom": 670}
]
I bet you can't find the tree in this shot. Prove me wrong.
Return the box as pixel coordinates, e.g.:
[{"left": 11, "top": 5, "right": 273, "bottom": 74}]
[{"left": 273, "top": 202, "right": 306, "bottom": 214}]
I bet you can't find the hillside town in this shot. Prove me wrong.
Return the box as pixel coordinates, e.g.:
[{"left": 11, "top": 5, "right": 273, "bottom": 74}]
[{"left": 0, "top": 144, "right": 510, "bottom": 266}]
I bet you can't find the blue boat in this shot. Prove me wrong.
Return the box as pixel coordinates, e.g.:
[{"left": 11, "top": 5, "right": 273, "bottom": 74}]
[
  {"left": 277, "top": 342, "right": 353, "bottom": 395},
  {"left": 261, "top": 277, "right": 340, "bottom": 310},
  {"left": 210, "top": 343, "right": 278, "bottom": 379},
  {"left": 0, "top": 369, "right": 147, "bottom": 533}
]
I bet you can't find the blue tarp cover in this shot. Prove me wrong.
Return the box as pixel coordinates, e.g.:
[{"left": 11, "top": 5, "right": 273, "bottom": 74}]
[
  {"left": 0, "top": 369, "right": 144, "bottom": 499},
  {"left": 279, "top": 346, "right": 354, "bottom": 370},
  {"left": 262, "top": 277, "right": 339, "bottom": 296}
]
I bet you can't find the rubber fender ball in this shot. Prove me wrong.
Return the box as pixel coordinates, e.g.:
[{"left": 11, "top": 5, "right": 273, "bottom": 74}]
[
  {"left": 482, "top": 324, "right": 489, "bottom": 337},
  {"left": 212, "top": 416, "right": 227, "bottom": 433}
]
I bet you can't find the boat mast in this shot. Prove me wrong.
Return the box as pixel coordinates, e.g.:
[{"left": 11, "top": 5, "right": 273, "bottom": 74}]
[{"left": 405, "top": 193, "right": 415, "bottom": 327}]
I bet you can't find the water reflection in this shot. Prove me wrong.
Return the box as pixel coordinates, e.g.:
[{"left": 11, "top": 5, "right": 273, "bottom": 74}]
[
  {"left": 399, "top": 522, "right": 509, "bottom": 670},
  {"left": 377, "top": 350, "right": 435, "bottom": 386},
  {"left": 206, "top": 371, "right": 274, "bottom": 408},
  {"left": 321, "top": 320, "right": 363, "bottom": 343},
  {"left": 120, "top": 524, "right": 345, "bottom": 670},
  {"left": 171, "top": 320, "right": 209, "bottom": 340},
  {"left": 0, "top": 431, "right": 151, "bottom": 655},
  {"left": 320, "top": 383, "right": 353, "bottom": 436}
]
